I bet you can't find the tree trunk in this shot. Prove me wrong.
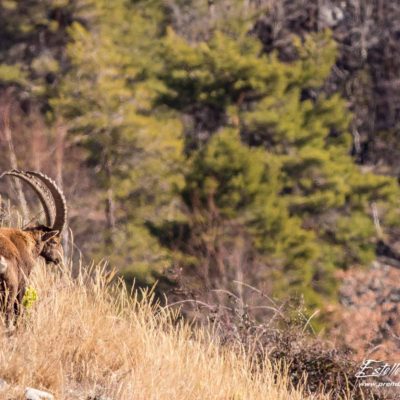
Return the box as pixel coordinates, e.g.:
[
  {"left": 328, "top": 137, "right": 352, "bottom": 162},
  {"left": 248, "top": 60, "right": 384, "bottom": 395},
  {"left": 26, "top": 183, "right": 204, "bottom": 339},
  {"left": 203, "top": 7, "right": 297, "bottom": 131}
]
[
  {"left": 0, "top": 98, "right": 28, "bottom": 222},
  {"left": 104, "top": 157, "right": 116, "bottom": 246},
  {"left": 54, "top": 119, "right": 70, "bottom": 259}
]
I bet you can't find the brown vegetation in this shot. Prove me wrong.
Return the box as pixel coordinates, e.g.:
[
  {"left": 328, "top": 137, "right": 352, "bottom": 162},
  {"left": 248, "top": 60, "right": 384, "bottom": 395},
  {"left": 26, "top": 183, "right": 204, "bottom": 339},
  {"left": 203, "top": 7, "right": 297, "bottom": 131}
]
[
  {"left": 332, "top": 262, "right": 400, "bottom": 361},
  {"left": 0, "top": 262, "right": 332, "bottom": 400}
]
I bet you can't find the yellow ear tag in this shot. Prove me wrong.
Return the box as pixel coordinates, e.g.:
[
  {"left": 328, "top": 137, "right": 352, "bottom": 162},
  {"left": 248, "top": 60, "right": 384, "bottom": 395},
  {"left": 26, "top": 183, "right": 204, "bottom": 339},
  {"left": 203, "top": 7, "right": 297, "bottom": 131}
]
[{"left": 22, "top": 286, "right": 38, "bottom": 309}]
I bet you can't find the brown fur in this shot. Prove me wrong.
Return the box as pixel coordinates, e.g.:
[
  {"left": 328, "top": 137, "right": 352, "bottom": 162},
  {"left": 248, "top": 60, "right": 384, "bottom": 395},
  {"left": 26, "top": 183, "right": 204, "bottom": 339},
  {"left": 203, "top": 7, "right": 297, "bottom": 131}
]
[{"left": 0, "top": 227, "right": 57, "bottom": 324}]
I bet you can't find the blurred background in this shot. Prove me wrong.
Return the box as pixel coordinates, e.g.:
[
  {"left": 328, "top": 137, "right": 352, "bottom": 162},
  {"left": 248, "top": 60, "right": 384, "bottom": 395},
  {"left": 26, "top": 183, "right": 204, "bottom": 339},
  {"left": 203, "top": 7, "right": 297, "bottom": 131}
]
[{"left": 0, "top": 0, "right": 399, "bottom": 359}]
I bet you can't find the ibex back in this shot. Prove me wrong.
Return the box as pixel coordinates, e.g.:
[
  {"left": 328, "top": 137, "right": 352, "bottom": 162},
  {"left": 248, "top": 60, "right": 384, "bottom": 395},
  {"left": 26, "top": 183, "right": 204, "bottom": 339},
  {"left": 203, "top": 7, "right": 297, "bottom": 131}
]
[{"left": 0, "top": 170, "right": 67, "bottom": 324}]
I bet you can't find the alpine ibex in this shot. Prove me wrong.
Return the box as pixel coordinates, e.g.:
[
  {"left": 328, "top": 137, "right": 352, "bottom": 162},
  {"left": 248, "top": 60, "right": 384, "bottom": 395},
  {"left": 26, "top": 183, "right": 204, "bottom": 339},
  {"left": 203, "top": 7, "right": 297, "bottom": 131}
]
[{"left": 0, "top": 170, "right": 67, "bottom": 323}]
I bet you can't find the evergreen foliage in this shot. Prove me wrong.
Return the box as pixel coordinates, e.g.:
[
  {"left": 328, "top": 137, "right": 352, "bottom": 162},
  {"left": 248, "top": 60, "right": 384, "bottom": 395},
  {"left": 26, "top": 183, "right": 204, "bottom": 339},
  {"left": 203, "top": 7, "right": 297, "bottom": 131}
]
[
  {"left": 52, "top": 0, "right": 184, "bottom": 280},
  {"left": 0, "top": 0, "right": 75, "bottom": 95},
  {"left": 158, "top": 26, "right": 398, "bottom": 308}
]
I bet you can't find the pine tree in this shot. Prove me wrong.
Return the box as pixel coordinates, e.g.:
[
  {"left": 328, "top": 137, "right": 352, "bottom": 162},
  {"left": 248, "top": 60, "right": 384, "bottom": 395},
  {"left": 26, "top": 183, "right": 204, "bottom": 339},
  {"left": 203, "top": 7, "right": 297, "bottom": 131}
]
[
  {"left": 52, "top": 0, "right": 185, "bottom": 282},
  {"left": 157, "top": 26, "right": 399, "bottom": 310},
  {"left": 0, "top": 0, "right": 77, "bottom": 96}
]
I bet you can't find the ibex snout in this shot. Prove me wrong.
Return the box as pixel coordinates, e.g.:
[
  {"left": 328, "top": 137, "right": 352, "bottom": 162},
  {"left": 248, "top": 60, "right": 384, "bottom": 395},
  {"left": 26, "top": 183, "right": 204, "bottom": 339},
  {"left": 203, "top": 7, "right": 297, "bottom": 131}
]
[{"left": 41, "top": 244, "right": 63, "bottom": 265}]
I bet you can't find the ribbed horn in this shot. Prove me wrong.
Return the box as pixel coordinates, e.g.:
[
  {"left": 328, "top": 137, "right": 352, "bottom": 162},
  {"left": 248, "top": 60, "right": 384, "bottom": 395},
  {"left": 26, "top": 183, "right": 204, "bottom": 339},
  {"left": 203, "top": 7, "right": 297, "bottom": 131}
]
[
  {"left": 27, "top": 171, "right": 67, "bottom": 234},
  {"left": 0, "top": 169, "right": 54, "bottom": 226}
]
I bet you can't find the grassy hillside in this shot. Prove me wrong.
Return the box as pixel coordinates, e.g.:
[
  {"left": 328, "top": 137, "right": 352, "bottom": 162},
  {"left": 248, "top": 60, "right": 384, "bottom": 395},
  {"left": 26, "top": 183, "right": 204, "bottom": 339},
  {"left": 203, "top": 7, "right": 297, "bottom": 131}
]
[{"left": 0, "top": 262, "right": 331, "bottom": 400}]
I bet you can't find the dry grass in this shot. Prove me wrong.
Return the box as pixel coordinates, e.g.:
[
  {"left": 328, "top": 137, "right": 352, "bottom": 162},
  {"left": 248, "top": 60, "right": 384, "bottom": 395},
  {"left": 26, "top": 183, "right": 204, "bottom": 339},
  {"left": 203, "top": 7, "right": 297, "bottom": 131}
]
[{"left": 0, "top": 260, "right": 331, "bottom": 400}]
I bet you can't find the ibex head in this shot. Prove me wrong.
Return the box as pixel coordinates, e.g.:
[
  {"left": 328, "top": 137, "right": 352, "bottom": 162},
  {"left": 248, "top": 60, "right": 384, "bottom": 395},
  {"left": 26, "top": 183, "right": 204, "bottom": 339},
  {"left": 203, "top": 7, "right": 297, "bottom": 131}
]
[{"left": 1, "top": 170, "right": 67, "bottom": 265}]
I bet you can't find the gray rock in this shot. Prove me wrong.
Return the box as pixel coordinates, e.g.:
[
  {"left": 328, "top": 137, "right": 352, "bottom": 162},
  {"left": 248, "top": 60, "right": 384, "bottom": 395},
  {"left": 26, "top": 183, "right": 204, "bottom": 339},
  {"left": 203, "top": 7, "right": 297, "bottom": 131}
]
[
  {"left": 25, "top": 387, "right": 54, "bottom": 400},
  {"left": 0, "top": 378, "right": 8, "bottom": 389}
]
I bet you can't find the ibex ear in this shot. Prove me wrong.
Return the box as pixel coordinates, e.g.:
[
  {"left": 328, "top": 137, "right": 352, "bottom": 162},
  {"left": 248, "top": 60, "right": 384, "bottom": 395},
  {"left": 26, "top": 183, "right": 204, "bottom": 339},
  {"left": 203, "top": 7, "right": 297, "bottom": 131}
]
[{"left": 41, "top": 230, "right": 59, "bottom": 242}]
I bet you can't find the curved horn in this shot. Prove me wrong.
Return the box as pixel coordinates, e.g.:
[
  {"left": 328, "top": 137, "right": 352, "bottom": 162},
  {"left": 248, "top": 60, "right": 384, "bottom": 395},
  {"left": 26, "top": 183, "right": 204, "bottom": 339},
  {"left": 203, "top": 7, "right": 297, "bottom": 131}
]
[
  {"left": 0, "top": 169, "right": 54, "bottom": 226},
  {"left": 27, "top": 171, "right": 67, "bottom": 234}
]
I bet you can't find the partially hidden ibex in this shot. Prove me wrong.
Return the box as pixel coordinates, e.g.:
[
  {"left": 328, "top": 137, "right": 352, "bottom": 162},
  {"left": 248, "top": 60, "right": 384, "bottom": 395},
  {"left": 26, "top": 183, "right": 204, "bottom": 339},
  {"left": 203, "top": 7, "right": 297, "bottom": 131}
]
[{"left": 0, "top": 170, "right": 67, "bottom": 324}]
